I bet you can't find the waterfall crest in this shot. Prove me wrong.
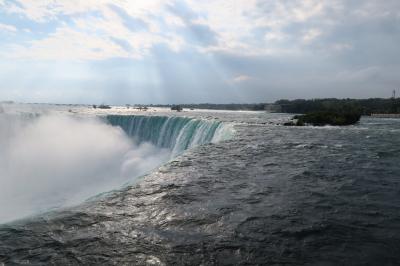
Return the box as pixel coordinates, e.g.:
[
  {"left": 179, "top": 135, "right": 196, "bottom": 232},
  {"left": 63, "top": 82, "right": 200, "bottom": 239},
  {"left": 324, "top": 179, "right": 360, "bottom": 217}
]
[{"left": 106, "top": 115, "right": 234, "bottom": 155}]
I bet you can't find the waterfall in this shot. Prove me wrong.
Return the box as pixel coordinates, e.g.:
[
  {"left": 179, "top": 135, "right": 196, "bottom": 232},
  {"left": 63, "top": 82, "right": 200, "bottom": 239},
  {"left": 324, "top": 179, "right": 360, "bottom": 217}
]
[
  {"left": 106, "top": 115, "right": 233, "bottom": 155},
  {"left": 0, "top": 112, "right": 234, "bottom": 223}
]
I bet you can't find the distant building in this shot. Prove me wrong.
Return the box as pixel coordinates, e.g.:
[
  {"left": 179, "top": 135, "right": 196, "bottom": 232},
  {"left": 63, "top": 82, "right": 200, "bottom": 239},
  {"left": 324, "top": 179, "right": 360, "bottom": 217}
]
[{"left": 371, "top": 113, "right": 400, "bottom": 118}]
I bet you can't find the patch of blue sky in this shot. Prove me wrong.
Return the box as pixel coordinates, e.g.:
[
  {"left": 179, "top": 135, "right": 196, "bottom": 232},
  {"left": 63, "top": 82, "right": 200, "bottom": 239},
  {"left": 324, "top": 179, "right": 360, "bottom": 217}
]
[
  {"left": 0, "top": 11, "right": 57, "bottom": 40},
  {"left": 0, "top": 8, "right": 105, "bottom": 40}
]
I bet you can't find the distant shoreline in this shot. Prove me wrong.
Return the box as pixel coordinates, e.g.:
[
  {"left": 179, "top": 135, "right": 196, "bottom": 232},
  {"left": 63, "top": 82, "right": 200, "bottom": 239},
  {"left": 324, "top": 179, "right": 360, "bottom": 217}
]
[{"left": 2, "top": 98, "right": 400, "bottom": 115}]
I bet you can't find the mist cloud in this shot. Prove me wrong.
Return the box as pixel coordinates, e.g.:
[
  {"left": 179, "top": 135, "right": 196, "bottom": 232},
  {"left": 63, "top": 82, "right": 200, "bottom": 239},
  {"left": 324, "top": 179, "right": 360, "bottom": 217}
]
[{"left": 0, "top": 114, "right": 170, "bottom": 224}]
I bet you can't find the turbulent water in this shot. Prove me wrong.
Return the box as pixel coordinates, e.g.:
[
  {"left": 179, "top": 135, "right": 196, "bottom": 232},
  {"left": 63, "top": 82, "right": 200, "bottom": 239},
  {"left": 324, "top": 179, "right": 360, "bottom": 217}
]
[
  {"left": 0, "top": 110, "right": 232, "bottom": 224},
  {"left": 1, "top": 106, "right": 400, "bottom": 265},
  {"left": 106, "top": 115, "right": 232, "bottom": 156}
]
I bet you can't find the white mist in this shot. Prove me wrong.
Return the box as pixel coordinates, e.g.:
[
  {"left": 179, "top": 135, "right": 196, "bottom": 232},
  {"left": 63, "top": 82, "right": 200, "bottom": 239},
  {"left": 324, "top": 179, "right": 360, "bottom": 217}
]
[{"left": 0, "top": 114, "right": 170, "bottom": 224}]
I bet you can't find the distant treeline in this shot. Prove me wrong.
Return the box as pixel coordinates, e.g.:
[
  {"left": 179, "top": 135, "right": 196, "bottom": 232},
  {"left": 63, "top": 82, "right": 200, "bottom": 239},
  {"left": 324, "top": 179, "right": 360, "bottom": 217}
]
[
  {"left": 145, "top": 98, "right": 400, "bottom": 114},
  {"left": 152, "top": 103, "right": 266, "bottom": 111},
  {"left": 275, "top": 98, "right": 400, "bottom": 115}
]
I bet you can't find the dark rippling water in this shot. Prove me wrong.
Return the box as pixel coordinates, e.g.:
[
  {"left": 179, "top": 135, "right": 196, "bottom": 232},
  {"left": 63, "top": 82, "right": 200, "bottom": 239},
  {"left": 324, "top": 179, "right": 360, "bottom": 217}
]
[{"left": 1, "top": 111, "right": 400, "bottom": 265}]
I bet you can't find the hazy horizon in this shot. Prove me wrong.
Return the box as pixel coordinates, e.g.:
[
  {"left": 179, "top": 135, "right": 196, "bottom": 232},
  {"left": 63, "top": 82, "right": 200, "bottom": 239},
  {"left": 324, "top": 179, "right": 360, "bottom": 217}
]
[
  {"left": 2, "top": 95, "right": 399, "bottom": 107},
  {"left": 1, "top": 0, "right": 399, "bottom": 104}
]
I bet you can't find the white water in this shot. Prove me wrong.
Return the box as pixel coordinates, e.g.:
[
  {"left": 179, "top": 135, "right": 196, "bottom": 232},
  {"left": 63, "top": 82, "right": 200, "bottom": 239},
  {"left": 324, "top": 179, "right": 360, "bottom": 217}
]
[
  {"left": 0, "top": 114, "right": 170, "bottom": 223},
  {"left": 105, "top": 115, "right": 233, "bottom": 156},
  {"left": 0, "top": 112, "right": 233, "bottom": 224}
]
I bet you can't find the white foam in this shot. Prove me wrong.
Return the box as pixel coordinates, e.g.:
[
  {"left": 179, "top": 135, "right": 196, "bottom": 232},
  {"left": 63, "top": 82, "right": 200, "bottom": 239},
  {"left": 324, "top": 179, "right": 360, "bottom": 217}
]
[{"left": 0, "top": 114, "right": 170, "bottom": 224}]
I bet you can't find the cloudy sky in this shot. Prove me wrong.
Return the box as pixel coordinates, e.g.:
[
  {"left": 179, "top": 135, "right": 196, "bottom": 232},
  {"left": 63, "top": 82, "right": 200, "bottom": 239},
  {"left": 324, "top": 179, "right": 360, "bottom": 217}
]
[{"left": 0, "top": 0, "right": 399, "bottom": 104}]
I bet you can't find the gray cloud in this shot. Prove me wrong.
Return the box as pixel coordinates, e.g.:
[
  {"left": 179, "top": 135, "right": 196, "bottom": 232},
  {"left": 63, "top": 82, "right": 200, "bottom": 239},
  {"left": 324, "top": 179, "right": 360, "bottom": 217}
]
[
  {"left": 167, "top": 1, "right": 201, "bottom": 21},
  {"left": 185, "top": 23, "right": 218, "bottom": 45},
  {"left": 108, "top": 4, "right": 148, "bottom": 32},
  {"left": 1, "top": 0, "right": 400, "bottom": 103},
  {"left": 109, "top": 37, "right": 133, "bottom": 52},
  {"left": 167, "top": 1, "right": 218, "bottom": 45}
]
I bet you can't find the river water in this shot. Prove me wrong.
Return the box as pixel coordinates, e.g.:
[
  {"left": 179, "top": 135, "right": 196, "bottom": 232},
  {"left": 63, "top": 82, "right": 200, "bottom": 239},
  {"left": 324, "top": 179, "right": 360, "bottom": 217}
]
[{"left": 1, "top": 105, "right": 400, "bottom": 265}]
